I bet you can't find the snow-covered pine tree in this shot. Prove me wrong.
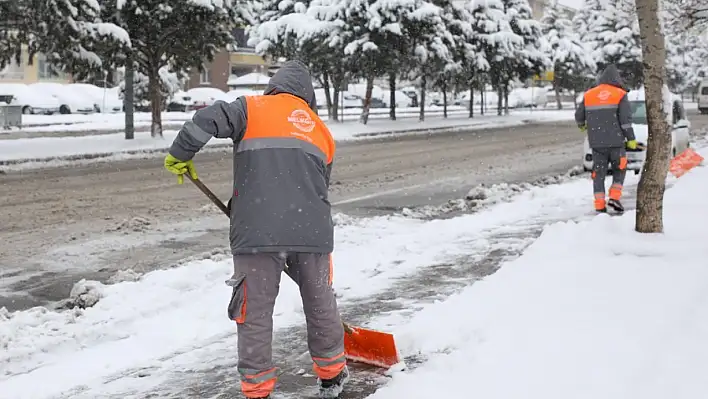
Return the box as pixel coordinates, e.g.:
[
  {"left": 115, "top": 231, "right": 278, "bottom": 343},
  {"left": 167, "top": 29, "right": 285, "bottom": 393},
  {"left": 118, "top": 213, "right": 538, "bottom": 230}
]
[
  {"left": 0, "top": 0, "right": 129, "bottom": 72},
  {"left": 572, "top": 0, "right": 604, "bottom": 48},
  {"left": 118, "top": 67, "right": 180, "bottom": 110},
  {"left": 541, "top": 0, "right": 595, "bottom": 109},
  {"left": 409, "top": 0, "right": 455, "bottom": 121},
  {"left": 592, "top": 0, "right": 642, "bottom": 88},
  {"left": 466, "top": 0, "right": 515, "bottom": 115},
  {"left": 449, "top": 2, "right": 489, "bottom": 118},
  {"left": 498, "top": 0, "right": 549, "bottom": 114}
]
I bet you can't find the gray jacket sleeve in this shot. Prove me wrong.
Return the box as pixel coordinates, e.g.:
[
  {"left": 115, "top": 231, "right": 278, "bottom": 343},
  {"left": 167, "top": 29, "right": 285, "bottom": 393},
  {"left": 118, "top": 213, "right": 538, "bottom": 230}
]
[
  {"left": 324, "top": 161, "right": 333, "bottom": 188},
  {"left": 169, "top": 98, "right": 248, "bottom": 161},
  {"left": 617, "top": 94, "right": 636, "bottom": 141},
  {"left": 574, "top": 97, "right": 586, "bottom": 128}
]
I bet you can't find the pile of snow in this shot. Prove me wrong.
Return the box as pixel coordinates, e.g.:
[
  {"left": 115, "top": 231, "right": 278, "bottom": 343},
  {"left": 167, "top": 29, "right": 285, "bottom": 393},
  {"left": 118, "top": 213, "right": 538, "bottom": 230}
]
[
  {"left": 369, "top": 150, "right": 708, "bottom": 398},
  {"left": 401, "top": 166, "right": 585, "bottom": 219}
]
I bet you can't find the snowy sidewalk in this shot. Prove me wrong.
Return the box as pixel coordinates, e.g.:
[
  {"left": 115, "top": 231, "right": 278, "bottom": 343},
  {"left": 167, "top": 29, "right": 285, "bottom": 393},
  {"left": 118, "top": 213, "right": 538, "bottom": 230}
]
[
  {"left": 366, "top": 149, "right": 708, "bottom": 399},
  {"left": 0, "top": 110, "right": 573, "bottom": 171},
  {"left": 0, "top": 161, "right": 649, "bottom": 399}
]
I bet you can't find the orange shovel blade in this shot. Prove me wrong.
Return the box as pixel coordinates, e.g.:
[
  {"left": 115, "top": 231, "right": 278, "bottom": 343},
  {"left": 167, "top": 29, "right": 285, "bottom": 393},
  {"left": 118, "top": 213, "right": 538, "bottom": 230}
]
[
  {"left": 343, "top": 324, "right": 400, "bottom": 369},
  {"left": 670, "top": 148, "right": 704, "bottom": 178}
]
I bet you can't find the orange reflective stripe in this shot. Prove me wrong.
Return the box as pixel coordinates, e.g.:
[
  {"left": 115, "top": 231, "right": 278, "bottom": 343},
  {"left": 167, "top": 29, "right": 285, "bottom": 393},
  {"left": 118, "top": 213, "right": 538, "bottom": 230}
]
[
  {"left": 609, "top": 184, "right": 622, "bottom": 200},
  {"left": 591, "top": 171, "right": 596, "bottom": 180},
  {"left": 619, "top": 157, "right": 627, "bottom": 170},
  {"left": 235, "top": 283, "right": 247, "bottom": 324},
  {"left": 594, "top": 192, "right": 605, "bottom": 199},
  {"left": 594, "top": 192, "right": 606, "bottom": 210},
  {"left": 243, "top": 94, "right": 335, "bottom": 163},
  {"left": 583, "top": 84, "right": 625, "bottom": 108},
  {"left": 239, "top": 367, "right": 278, "bottom": 398},
  {"left": 312, "top": 352, "right": 346, "bottom": 380},
  {"left": 328, "top": 254, "right": 334, "bottom": 286}
]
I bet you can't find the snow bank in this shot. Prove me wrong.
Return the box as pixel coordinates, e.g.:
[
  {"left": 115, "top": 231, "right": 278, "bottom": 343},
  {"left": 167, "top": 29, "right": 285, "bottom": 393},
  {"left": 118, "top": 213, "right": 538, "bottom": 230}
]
[{"left": 370, "top": 150, "right": 708, "bottom": 399}]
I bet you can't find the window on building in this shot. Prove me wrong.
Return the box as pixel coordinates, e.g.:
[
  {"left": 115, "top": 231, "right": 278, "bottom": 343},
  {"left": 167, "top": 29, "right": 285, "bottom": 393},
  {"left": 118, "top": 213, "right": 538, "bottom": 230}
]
[
  {"left": 200, "top": 68, "right": 211, "bottom": 84},
  {"left": 230, "top": 65, "right": 257, "bottom": 77}
]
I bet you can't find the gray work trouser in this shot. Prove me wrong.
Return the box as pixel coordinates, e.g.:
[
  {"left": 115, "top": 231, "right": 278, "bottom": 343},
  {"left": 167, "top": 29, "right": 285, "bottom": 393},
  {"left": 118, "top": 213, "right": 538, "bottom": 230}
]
[
  {"left": 227, "top": 253, "right": 345, "bottom": 398},
  {"left": 591, "top": 147, "right": 627, "bottom": 209}
]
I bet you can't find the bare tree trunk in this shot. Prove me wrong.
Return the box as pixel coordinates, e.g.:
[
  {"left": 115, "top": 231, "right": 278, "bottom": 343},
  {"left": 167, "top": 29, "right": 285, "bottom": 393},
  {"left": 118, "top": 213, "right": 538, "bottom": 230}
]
[
  {"left": 331, "top": 85, "right": 340, "bottom": 122},
  {"left": 148, "top": 67, "right": 162, "bottom": 138},
  {"left": 442, "top": 83, "right": 448, "bottom": 118},
  {"left": 359, "top": 74, "right": 375, "bottom": 125},
  {"left": 389, "top": 71, "right": 397, "bottom": 121},
  {"left": 480, "top": 87, "right": 484, "bottom": 115},
  {"left": 321, "top": 72, "right": 335, "bottom": 121},
  {"left": 503, "top": 85, "right": 509, "bottom": 115},
  {"left": 497, "top": 86, "right": 503, "bottom": 116},
  {"left": 554, "top": 76, "right": 563, "bottom": 110},
  {"left": 419, "top": 75, "right": 426, "bottom": 122},
  {"left": 573, "top": 88, "right": 578, "bottom": 110},
  {"left": 635, "top": 0, "right": 671, "bottom": 233},
  {"left": 124, "top": 54, "right": 135, "bottom": 140},
  {"left": 468, "top": 85, "right": 474, "bottom": 118}
]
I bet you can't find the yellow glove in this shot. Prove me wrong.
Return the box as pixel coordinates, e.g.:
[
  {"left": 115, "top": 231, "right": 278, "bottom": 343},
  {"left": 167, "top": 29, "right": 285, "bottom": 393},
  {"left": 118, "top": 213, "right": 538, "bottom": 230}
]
[
  {"left": 578, "top": 123, "right": 587, "bottom": 132},
  {"left": 164, "top": 153, "right": 198, "bottom": 184},
  {"left": 626, "top": 140, "right": 638, "bottom": 150}
]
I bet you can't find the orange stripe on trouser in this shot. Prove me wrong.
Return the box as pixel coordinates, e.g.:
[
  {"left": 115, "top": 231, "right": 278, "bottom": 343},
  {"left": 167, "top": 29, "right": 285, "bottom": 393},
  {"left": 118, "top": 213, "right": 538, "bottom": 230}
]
[
  {"left": 609, "top": 183, "right": 623, "bottom": 200},
  {"left": 239, "top": 367, "right": 278, "bottom": 398},
  {"left": 312, "top": 352, "right": 346, "bottom": 380},
  {"left": 594, "top": 192, "right": 606, "bottom": 210},
  {"left": 619, "top": 156, "right": 627, "bottom": 170},
  {"left": 329, "top": 254, "right": 334, "bottom": 286}
]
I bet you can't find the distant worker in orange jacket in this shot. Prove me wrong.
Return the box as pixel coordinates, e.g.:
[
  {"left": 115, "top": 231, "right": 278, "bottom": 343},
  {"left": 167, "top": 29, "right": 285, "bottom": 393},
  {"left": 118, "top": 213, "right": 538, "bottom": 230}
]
[
  {"left": 163, "top": 60, "right": 348, "bottom": 399},
  {"left": 575, "top": 64, "right": 638, "bottom": 213}
]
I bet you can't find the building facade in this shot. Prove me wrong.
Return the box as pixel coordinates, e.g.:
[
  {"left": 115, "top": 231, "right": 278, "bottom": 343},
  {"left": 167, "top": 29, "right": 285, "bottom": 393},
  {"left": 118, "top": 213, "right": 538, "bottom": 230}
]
[
  {"left": 0, "top": 48, "right": 71, "bottom": 84},
  {"left": 185, "top": 27, "right": 272, "bottom": 92}
]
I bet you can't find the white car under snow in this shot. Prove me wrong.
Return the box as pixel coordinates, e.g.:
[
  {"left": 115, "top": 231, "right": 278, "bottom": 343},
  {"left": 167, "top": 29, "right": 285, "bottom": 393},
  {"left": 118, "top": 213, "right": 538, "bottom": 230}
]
[
  {"left": 69, "top": 83, "right": 123, "bottom": 113},
  {"left": 581, "top": 88, "right": 691, "bottom": 174},
  {"left": 0, "top": 83, "right": 61, "bottom": 115},
  {"left": 30, "top": 82, "right": 96, "bottom": 114}
]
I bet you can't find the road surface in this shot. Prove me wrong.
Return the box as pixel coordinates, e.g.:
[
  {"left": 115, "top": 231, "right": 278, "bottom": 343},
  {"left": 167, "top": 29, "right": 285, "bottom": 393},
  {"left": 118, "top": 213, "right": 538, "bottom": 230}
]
[{"left": 1, "top": 113, "right": 706, "bottom": 311}]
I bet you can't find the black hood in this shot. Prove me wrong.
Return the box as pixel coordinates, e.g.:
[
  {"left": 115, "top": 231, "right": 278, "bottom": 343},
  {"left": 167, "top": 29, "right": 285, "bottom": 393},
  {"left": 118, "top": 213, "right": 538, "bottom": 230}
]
[
  {"left": 264, "top": 60, "right": 318, "bottom": 113},
  {"left": 597, "top": 64, "right": 628, "bottom": 91}
]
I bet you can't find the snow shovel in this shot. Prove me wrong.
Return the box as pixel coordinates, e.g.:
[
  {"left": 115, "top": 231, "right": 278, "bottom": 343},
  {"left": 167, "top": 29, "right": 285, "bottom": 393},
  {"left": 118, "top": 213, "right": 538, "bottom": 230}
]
[{"left": 185, "top": 174, "right": 402, "bottom": 369}]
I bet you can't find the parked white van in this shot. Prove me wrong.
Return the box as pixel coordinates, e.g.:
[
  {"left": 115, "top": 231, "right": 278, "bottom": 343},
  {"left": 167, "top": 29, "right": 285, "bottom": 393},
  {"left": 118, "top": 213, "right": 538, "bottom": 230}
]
[
  {"left": 582, "top": 87, "right": 691, "bottom": 174},
  {"left": 698, "top": 78, "right": 708, "bottom": 115}
]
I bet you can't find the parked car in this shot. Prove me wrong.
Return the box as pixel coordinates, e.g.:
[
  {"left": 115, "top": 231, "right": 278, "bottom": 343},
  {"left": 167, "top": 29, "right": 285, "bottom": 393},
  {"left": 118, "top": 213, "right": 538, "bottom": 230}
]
[
  {"left": 0, "top": 83, "right": 61, "bottom": 114},
  {"left": 697, "top": 78, "right": 708, "bottom": 115},
  {"left": 186, "top": 87, "right": 226, "bottom": 107},
  {"left": 29, "top": 82, "right": 95, "bottom": 114},
  {"left": 69, "top": 83, "right": 123, "bottom": 113},
  {"left": 167, "top": 91, "right": 203, "bottom": 112},
  {"left": 581, "top": 88, "right": 691, "bottom": 174}
]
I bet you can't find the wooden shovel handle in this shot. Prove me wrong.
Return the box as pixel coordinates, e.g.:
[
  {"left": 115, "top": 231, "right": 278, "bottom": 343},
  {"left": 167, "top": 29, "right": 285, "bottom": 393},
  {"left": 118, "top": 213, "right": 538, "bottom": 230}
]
[{"left": 186, "top": 174, "right": 229, "bottom": 216}]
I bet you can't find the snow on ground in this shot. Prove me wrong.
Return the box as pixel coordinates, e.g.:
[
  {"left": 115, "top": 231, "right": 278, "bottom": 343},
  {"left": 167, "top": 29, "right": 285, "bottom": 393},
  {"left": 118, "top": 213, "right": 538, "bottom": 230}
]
[
  {"left": 366, "top": 149, "right": 708, "bottom": 399},
  {"left": 0, "top": 159, "right": 629, "bottom": 399},
  {"left": 0, "top": 110, "right": 574, "bottom": 170}
]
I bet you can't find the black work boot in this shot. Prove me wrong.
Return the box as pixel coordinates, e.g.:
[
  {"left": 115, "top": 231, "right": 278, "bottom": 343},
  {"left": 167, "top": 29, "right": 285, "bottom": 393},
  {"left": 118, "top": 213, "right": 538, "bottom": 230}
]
[
  {"left": 318, "top": 366, "right": 350, "bottom": 398},
  {"left": 607, "top": 199, "right": 624, "bottom": 213},
  {"left": 596, "top": 207, "right": 607, "bottom": 213}
]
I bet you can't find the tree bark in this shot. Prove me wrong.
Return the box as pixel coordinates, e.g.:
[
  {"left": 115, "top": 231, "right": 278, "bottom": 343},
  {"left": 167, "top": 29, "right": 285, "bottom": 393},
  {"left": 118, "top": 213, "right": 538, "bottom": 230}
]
[
  {"left": 389, "top": 71, "right": 396, "bottom": 121},
  {"left": 442, "top": 82, "right": 448, "bottom": 118},
  {"left": 497, "top": 86, "right": 503, "bottom": 116},
  {"left": 148, "top": 66, "right": 162, "bottom": 138},
  {"left": 321, "top": 72, "right": 335, "bottom": 121},
  {"left": 503, "top": 85, "right": 509, "bottom": 115},
  {"left": 124, "top": 54, "right": 135, "bottom": 140},
  {"left": 635, "top": 0, "right": 671, "bottom": 233},
  {"left": 480, "top": 88, "right": 484, "bottom": 115},
  {"left": 554, "top": 73, "right": 563, "bottom": 110},
  {"left": 419, "top": 75, "right": 426, "bottom": 122},
  {"left": 359, "top": 74, "right": 375, "bottom": 125},
  {"left": 468, "top": 85, "right": 474, "bottom": 118}
]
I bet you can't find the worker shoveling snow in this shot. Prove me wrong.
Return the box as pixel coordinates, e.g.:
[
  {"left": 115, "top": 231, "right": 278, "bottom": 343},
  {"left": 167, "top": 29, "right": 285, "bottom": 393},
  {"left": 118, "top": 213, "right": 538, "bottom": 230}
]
[{"left": 364, "top": 148, "right": 708, "bottom": 399}]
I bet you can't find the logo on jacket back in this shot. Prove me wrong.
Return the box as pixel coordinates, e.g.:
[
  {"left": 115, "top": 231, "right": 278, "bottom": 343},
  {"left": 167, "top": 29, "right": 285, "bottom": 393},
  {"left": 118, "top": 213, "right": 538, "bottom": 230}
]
[
  {"left": 597, "top": 90, "right": 612, "bottom": 101},
  {"left": 288, "top": 109, "right": 316, "bottom": 133}
]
